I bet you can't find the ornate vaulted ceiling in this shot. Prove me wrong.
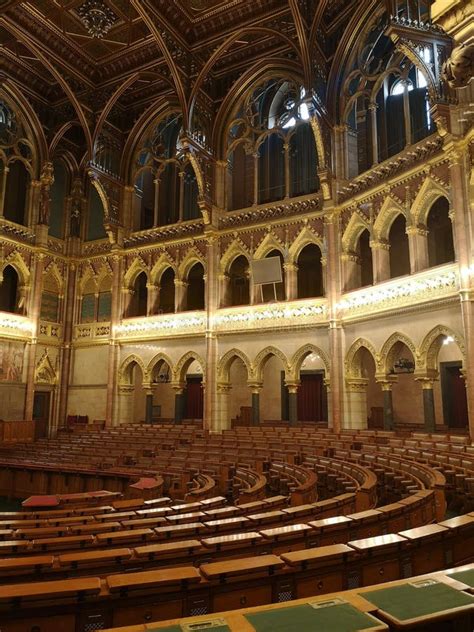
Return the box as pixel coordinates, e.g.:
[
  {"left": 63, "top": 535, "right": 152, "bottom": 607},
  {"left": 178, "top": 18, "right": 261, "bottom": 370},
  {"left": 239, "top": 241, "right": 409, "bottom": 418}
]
[{"left": 0, "top": 0, "right": 362, "bottom": 156}]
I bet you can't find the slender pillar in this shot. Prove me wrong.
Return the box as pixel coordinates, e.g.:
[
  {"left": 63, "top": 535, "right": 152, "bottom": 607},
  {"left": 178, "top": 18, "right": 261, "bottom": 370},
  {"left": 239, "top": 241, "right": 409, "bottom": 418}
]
[
  {"left": 283, "top": 263, "right": 298, "bottom": 301},
  {"left": 325, "top": 214, "right": 344, "bottom": 433},
  {"left": 284, "top": 143, "right": 290, "bottom": 198},
  {"left": 402, "top": 80, "right": 412, "bottom": 147},
  {"left": 153, "top": 178, "right": 160, "bottom": 227},
  {"left": 216, "top": 383, "right": 231, "bottom": 431},
  {"left": 219, "top": 273, "right": 230, "bottom": 308},
  {"left": 252, "top": 153, "right": 259, "bottom": 206},
  {"left": 345, "top": 379, "right": 369, "bottom": 429},
  {"left": 57, "top": 261, "right": 78, "bottom": 432},
  {"left": 370, "top": 240, "right": 391, "bottom": 283},
  {"left": 178, "top": 171, "right": 185, "bottom": 222},
  {"left": 0, "top": 165, "right": 9, "bottom": 217},
  {"left": 368, "top": 102, "right": 379, "bottom": 166},
  {"left": 147, "top": 283, "right": 159, "bottom": 316},
  {"left": 105, "top": 254, "right": 122, "bottom": 426},
  {"left": 24, "top": 253, "right": 45, "bottom": 420},
  {"left": 341, "top": 253, "right": 361, "bottom": 292},
  {"left": 204, "top": 235, "right": 219, "bottom": 431},
  {"left": 286, "top": 382, "right": 300, "bottom": 425}
]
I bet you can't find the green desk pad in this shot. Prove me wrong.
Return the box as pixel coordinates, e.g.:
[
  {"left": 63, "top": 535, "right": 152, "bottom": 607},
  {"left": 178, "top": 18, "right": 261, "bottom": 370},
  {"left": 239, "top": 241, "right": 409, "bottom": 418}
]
[
  {"left": 448, "top": 569, "right": 474, "bottom": 587},
  {"left": 245, "top": 602, "right": 384, "bottom": 631},
  {"left": 148, "top": 625, "right": 230, "bottom": 632},
  {"left": 361, "top": 581, "right": 474, "bottom": 622}
]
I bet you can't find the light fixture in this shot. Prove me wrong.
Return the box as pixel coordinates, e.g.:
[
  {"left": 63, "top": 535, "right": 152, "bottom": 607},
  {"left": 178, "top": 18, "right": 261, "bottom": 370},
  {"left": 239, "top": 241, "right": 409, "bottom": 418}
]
[{"left": 78, "top": 0, "right": 117, "bottom": 39}]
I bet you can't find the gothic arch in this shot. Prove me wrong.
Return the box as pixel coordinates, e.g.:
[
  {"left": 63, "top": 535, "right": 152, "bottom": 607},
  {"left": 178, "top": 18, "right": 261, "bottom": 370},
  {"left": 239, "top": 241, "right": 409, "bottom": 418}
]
[
  {"left": 345, "top": 338, "right": 378, "bottom": 379},
  {"left": 2, "top": 252, "right": 30, "bottom": 288},
  {"left": 373, "top": 197, "right": 407, "bottom": 242},
  {"left": 253, "top": 233, "right": 286, "bottom": 260},
  {"left": 418, "top": 325, "right": 466, "bottom": 373},
  {"left": 288, "top": 226, "right": 324, "bottom": 262},
  {"left": 410, "top": 177, "right": 451, "bottom": 227},
  {"left": 147, "top": 353, "right": 174, "bottom": 378},
  {"left": 123, "top": 258, "right": 149, "bottom": 289},
  {"left": 253, "top": 346, "right": 290, "bottom": 382},
  {"left": 174, "top": 351, "right": 206, "bottom": 383},
  {"left": 290, "top": 344, "right": 330, "bottom": 381},
  {"left": 119, "top": 355, "right": 147, "bottom": 386},
  {"left": 220, "top": 240, "right": 251, "bottom": 275},
  {"left": 217, "top": 348, "right": 253, "bottom": 383},
  {"left": 342, "top": 211, "right": 371, "bottom": 254},
  {"left": 150, "top": 254, "right": 177, "bottom": 285},
  {"left": 178, "top": 249, "right": 206, "bottom": 280},
  {"left": 379, "top": 332, "right": 418, "bottom": 376},
  {"left": 43, "top": 262, "right": 64, "bottom": 294}
]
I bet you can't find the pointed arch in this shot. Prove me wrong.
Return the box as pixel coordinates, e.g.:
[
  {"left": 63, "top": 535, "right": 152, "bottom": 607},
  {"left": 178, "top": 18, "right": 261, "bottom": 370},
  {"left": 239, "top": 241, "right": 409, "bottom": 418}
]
[
  {"left": 253, "top": 233, "right": 286, "bottom": 260},
  {"left": 218, "top": 348, "right": 253, "bottom": 383},
  {"left": 123, "top": 258, "right": 149, "bottom": 289},
  {"left": 289, "top": 227, "right": 324, "bottom": 262},
  {"left": 43, "top": 262, "right": 64, "bottom": 294},
  {"left": 147, "top": 352, "right": 174, "bottom": 378},
  {"left": 418, "top": 325, "right": 466, "bottom": 373},
  {"left": 220, "top": 240, "right": 251, "bottom": 275},
  {"left": 178, "top": 249, "right": 206, "bottom": 280},
  {"left": 410, "top": 177, "right": 451, "bottom": 227},
  {"left": 174, "top": 351, "right": 206, "bottom": 383},
  {"left": 342, "top": 211, "right": 371, "bottom": 254},
  {"left": 119, "top": 354, "right": 147, "bottom": 386},
  {"left": 379, "top": 332, "right": 418, "bottom": 376},
  {"left": 150, "top": 253, "right": 177, "bottom": 285},
  {"left": 290, "top": 344, "right": 330, "bottom": 381},
  {"left": 345, "top": 338, "right": 378, "bottom": 379},
  {"left": 2, "top": 252, "right": 30, "bottom": 287},
  {"left": 35, "top": 350, "right": 57, "bottom": 385},
  {"left": 253, "top": 346, "right": 290, "bottom": 382},
  {"left": 373, "top": 196, "right": 407, "bottom": 242}
]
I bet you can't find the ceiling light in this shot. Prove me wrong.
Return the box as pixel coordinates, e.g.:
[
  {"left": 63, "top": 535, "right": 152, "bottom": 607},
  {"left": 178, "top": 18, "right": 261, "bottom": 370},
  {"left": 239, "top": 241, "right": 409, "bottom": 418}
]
[{"left": 78, "top": 0, "right": 117, "bottom": 39}]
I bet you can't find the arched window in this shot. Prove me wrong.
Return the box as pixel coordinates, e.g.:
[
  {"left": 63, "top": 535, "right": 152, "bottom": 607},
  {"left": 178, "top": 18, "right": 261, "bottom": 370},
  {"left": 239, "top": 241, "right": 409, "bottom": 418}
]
[
  {"left": 97, "top": 276, "right": 112, "bottom": 322},
  {"left": 389, "top": 215, "right": 410, "bottom": 278},
  {"left": 0, "top": 266, "right": 20, "bottom": 314},
  {"left": 133, "top": 169, "right": 154, "bottom": 231},
  {"left": 49, "top": 160, "right": 68, "bottom": 238},
  {"left": 229, "top": 256, "right": 250, "bottom": 306},
  {"left": 227, "top": 143, "right": 254, "bottom": 211},
  {"left": 186, "top": 263, "right": 205, "bottom": 311},
  {"left": 158, "top": 162, "right": 180, "bottom": 225},
  {"left": 182, "top": 163, "right": 200, "bottom": 221},
  {"left": 80, "top": 278, "right": 97, "bottom": 323},
  {"left": 86, "top": 185, "right": 106, "bottom": 241},
  {"left": 258, "top": 134, "right": 285, "bottom": 204},
  {"left": 4, "top": 161, "right": 30, "bottom": 226},
  {"left": 359, "top": 229, "right": 374, "bottom": 287},
  {"left": 289, "top": 123, "right": 319, "bottom": 197},
  {"left": 129, "top": 272, "right": 148, "bottom": 318},
  {"left": 427, "top": 197, "right": 455, "bottom": 267},
  {"left": 159, "top": 267, "right": 175, "bottom": 314},
  {"left": 297, "top": 244, "right": 323, "bottom": 298},
  {"left": 40, "top": 275, "right": 60, "bottom": 323}
]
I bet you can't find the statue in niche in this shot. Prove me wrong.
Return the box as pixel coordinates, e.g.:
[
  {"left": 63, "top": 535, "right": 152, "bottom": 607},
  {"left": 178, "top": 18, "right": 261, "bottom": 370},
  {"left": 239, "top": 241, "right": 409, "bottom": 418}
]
[
  {"left": 37, "top": 162, "right": 54, "bottom": 225},
  {"left": 70, "top": 177, "right": 83, "bottom": 237}
]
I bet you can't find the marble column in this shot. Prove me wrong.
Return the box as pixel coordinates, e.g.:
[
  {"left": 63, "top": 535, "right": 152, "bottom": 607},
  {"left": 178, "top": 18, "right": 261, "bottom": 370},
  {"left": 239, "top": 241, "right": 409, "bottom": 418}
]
[
  {"left": 341, "top": 253, "right": 361, "bottom": 292},
  {"left": 173, "top": 383, "right": 185, "bottom": 424},
  {"left": 368, "top": 102, "right": 379, "bottom": 166},
  {"left": 407, "top": 226, "right": 429, "bottom": 273},
  {"left": 57, "top": 261, "right": 78, "bottom": 433},
  {"left": 252, "top": 153, "right": 259, "bottom": 206},
  {"left": 285, "top": 382, "right": 300, "bottom": 425},
  {"left": 117, "top": 386, "right": 134, "bottom": 425},
  {"left": 417, "top": 378, "right": 436, "bottom": 433},
  {"left": 402, "top": 80, "right": 412, "bottom": 147},
  {"left": 204, "top": 236, "right": 219, "bottom": 432},
  {"left": 249, "top": 383, "right": 262, "bottom": 426},
  {"left": 284, "top": 143, "right": 290, "bottom": 198},
  {"left": 147, "top": 283, "right": 159, "bottom": 316},
  {"left": 371, "top": 240, "right": 391, "bottom": 283},
  {"left": 216, "top": 383, "right": 231, "bottom": 432},
  {"left": 219, "top": 273, "right": 230, "bottom": 308}
]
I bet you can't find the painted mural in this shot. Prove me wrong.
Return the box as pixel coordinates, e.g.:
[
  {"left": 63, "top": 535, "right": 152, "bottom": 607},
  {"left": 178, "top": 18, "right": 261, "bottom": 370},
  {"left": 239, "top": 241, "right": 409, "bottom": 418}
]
[{"left": 0, "top": 341, "right": 25, "bottom": 382}]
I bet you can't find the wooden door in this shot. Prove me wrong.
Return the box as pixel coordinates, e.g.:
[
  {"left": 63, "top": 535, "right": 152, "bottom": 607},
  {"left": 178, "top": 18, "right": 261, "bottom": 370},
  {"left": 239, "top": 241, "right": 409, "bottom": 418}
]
[
  {"left": 33, "top": 391, "right": 51, "bottom": 439},
  {"left": 297, "top": 373, "right": 323, "bottom": 422},
  {"left": 185, "top": 377, "right": 203, "bottom": 420},
  {"left": 441, "top": 362, "right": 468, "bottom": 429}
]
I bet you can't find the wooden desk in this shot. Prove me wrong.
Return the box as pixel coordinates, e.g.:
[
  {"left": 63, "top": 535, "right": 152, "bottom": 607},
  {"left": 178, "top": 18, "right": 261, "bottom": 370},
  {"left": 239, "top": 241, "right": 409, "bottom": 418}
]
[
  {"left": 0, "top": 576, "right": 101, "bottom": 602},
  {"left": 59, "top": 548, "right": 132, "bottom": 567},
  {"left": 200, "top": 555, "right": 284, "bottom": 581},
  {"left": 202, "top": 532, "right": 263, "bottom": 550},
  {"left": 107, "top": 567, "right": 201, "bottom": 593},
  {"left": 135, "top": 540, "right": 203, "bottom": 559}
]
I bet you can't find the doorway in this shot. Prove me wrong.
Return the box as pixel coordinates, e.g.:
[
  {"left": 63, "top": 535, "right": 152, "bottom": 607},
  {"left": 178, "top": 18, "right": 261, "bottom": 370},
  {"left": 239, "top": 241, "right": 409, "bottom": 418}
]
[
  {"left": 33, "top": 391, "right": 51, "bottom": 439},
  {"left": 281, "top": 370, "right": 328, "bottom": 422},
  {"left": 441, "top": 361, "right": 468, "bottom": 429},
  {"left": 184, "top": 375, "right": 203, "bottom": 420}
]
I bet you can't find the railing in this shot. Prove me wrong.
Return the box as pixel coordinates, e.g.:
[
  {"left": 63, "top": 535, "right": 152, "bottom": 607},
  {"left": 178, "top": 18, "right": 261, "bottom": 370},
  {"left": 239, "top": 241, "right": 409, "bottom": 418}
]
[{"left": 74, "top": 322, "right": 111, "bottom": 341}]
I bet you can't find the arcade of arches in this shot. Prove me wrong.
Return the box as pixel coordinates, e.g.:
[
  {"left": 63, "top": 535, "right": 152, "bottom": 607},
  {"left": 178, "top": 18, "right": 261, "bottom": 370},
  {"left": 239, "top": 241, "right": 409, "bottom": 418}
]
[{"left": 0, "top": 0, "right": 472, "bottom": 440}]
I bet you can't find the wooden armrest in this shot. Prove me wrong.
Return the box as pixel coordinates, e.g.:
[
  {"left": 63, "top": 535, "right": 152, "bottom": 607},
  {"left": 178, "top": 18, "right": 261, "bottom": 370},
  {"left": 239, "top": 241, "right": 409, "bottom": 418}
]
[
  {"left": 106, "top": 567, "right": 200, "bottom": 592},
  {"left": 201, "top": 554, "right": 284, "bottom": 580}
]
